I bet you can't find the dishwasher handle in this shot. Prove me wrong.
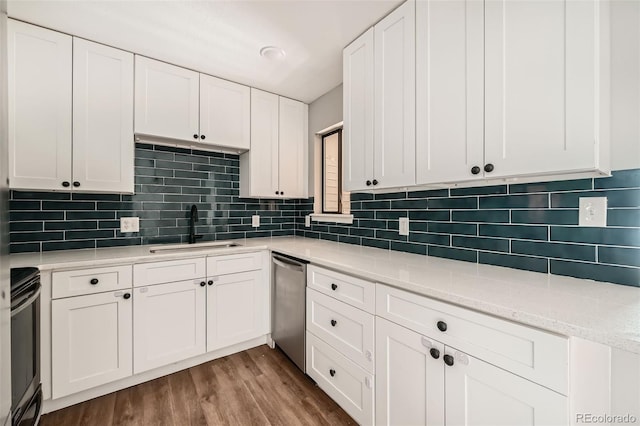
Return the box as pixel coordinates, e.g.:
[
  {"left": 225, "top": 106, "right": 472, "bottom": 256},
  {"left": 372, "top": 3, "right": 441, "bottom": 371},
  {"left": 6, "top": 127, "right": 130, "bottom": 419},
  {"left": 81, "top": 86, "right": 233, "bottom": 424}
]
[{"left": 272, "top": 255, "right": 305, "bottom": 273}]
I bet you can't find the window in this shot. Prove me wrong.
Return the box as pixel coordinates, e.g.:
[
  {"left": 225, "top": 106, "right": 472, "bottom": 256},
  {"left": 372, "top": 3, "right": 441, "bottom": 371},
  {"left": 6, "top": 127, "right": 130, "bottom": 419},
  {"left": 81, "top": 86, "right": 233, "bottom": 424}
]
[{"left": 322, "top": 130, "right": 342, "bottom": 213}]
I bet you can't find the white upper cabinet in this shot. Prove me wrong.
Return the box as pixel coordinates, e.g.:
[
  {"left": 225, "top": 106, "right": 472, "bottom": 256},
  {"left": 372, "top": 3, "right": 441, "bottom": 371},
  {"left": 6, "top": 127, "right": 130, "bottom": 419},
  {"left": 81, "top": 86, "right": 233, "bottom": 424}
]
[
  {"left": 415, "top": 0, "right": 609, "bottom": 185},
  {"left": 8, "top": 20, "right": 72, "bottom": 190},
  {"left": 134, "top": 56, "right": 252, "bottom": 151},
  {"left": 373, "top": 0, "right": 416, "bottom": 189},
  {"left": 278, "top": 96, "right": 308, "bottom": 198},
  {"left": 73, "top": 38, "right": 134, "bottom": 193},
  {"left": 199, "top": 74, "right": 250, "bottom": 150},
  {"left": 240, "top": 88, "right": 308, "bottom": 199},
  {"left": 134, "top": 56, "right": 200, "bottom": 142},
  {"left": 343, "top": 1, "right": 415, "bottom": 192},
  {"left": 8, "top": 20, "right": 134, "bottom": 193},
  {"left": 415, "top": 0, "right": 484, "bottom": 184},
  {"left": 483, "top": 0, "right": 607, "bottom": 179},
  {"left": 343, "top": 28, "right": 374, "bottom": 192}
]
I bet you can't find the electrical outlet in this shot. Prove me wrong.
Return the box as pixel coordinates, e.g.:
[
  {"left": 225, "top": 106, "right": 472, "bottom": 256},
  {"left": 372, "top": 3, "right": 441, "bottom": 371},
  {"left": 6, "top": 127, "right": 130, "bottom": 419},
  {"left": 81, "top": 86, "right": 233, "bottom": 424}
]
[
  {"left": 399, "top": 217, "right": 409, "bottom": 236},
  {"left": 305, "top": 215, "right": 311, "bottom": 227},
  {"left": 120, "top": 217, "right": 139, "bottom": 233},
  {"left": 252, "top": 215, "right": 260, "bottom": 228},
  {"left": 579, "top": 197, "right": 607, "bottom": 227}
]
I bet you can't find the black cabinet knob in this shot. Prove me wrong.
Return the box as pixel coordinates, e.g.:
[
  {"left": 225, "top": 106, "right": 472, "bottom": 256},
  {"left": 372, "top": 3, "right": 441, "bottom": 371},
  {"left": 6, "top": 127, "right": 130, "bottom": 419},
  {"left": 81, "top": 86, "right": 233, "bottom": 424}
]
[
  {"left": 366, "top": 180, "right": 372, "bottom": 186},
  {"left": 207, "top": 280, "right": 214, "bottom": 286},
  {"left": 330, "top": 319, "right": 337, "bottom": 327},
  {"left": 200, "top": 281, "right": 206, "bottom": 287},
  {"left": 90, "top": 278, "right": 99, "bottom": 285},
  {"left": 331, "top": 283, "right": 338, "bottom": 291},
  {"left": 200, "top": 135, "right": 206, "bottom": 140},
  {"left": 437, "top": 321, "right": 447, "bottom": 332},
  {"left": 123, "top": 293, "right": 131, "bottom": 300},
  {"left": 73, "top": 181, "right": 80, "bottom": 187},
  {"left": 275, "top": 191, "right": 279, "bottom": 195},
  {"left": 329, "top": 369, "right": 336, "bottom": 377},
  {"left": 430, "top": 348, "right": 440, "bottom": 359},
  {"left": 372, "top": 179, "right": 378, "bottom": 186},
  {"left": 281, "top": 191, "right": 284, "bottom": 195},
  {"left": 443, "top": 354, "right": 454, "bottom": 366},
  {"left": 471, "top": 166, "right": 481, "bottom": 175},
  {"left": 62, "top": 181, "right": 70, "bottom": 187},
  {"left": 193, "top": 134, "right": 199, "bottom": 139},
  {"left": 484, "top": 163, "right": 494, "bottom": 173}
]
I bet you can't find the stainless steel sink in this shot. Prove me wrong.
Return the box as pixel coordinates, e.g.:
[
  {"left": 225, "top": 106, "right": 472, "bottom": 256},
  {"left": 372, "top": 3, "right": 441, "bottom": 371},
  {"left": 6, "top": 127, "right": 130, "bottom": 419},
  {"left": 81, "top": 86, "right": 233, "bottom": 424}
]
[{"left": 149, "top": 241, "right": 241, "bottom": 253}]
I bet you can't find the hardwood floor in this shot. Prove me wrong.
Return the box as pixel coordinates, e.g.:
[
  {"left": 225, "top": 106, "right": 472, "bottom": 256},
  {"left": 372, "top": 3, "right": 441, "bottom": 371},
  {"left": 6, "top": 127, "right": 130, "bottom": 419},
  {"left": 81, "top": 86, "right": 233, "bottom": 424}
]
[{"left": 40, "top": 345, "right": 356, "bottom": 426}]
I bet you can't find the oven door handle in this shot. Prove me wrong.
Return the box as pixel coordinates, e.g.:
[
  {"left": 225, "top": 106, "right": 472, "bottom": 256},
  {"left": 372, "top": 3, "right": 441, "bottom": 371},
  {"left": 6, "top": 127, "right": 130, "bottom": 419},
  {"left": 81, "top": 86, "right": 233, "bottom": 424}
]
[{"left": 11, "top": 286, "right": 41, "bottom": 317}]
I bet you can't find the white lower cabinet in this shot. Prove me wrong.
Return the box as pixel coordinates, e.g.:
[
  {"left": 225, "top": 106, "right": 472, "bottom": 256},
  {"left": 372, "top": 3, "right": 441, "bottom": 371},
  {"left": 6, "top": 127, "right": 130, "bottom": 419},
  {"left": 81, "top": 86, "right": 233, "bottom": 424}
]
[
  {"left": 376, "top": 317, "right": 567, "bottom": 426},
  {"left": 206, "top": 270, "right": 268, "bottom": 352},
  {"left": 133, "top": 279, "right": 207, "bottom": 374},
  {"left": 306, "top": 332, "right": 374, "bottom": 425},
  {"left": 51, "top": 291, "right": 132, "bottom": 399}
]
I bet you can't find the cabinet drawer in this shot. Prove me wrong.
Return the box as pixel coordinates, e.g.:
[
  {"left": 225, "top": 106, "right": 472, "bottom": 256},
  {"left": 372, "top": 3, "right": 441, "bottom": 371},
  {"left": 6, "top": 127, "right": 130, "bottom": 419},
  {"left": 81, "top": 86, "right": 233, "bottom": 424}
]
[
  {"left": 207, "top": 251, "right": 262, "bottom": 276},
  {"left": 306, "top": 332, "right": 374, "bottom": 426},
  {"left": 307, "top": 288, "right": 374, "bottom": 373},
  {"left": 307, "top": 265, "right": 375, "bottom": 313},
  {"left": 133, "top": 257, "right": 205, "bottom": 287},
  {"left": 376, "top": 284, "right": 569, "bottom": 395},
  {"left": 52, "top": 265, "right": 132, "bottom": 299}
]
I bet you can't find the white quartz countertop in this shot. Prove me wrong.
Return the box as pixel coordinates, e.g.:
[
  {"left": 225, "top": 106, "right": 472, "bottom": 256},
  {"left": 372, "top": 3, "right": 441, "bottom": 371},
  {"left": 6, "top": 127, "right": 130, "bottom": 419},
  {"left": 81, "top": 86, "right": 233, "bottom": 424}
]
[{"left": 10, "top": 236, "right": 640, "bottom": 354}]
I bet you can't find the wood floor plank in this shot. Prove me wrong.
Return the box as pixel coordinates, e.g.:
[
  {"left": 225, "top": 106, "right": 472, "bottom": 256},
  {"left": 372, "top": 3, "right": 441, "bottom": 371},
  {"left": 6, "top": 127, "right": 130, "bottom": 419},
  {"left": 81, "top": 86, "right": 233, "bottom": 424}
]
[{"left": 40, "top": 345, "right": 355, "bottom": 426}]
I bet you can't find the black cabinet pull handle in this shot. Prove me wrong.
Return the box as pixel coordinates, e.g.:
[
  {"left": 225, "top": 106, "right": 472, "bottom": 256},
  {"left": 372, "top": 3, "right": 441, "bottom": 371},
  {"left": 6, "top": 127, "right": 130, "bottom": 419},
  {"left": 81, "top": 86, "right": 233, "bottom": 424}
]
[
  {"left": 193, "top": 134, "right": 199, "bottom": 139},
  {"left": 330, "top": 319, "right": 337, "bottom": 327},
  {"left": 471, "top": 166, "right": 481, "bottom": 175},
  {"left": 200, "top": 281, "right": 206, "bottom": 287},
  {"left": 372, "top": 179, "right": 378, "bottom": 186},
  {"left": 73, "top": 181, "right": 80, "bottom": 187},
  {"left": 329, "top": 369, "right": 336, "bottom": 377},
  {"left": 430, "top": 348, "right": 440, "bottom": 359},
  {"left": 62, "top": 181, "right": 70, "bottom": 187},
  {"left": 366, "top": 180, "right": 372, "bottom": 186},
  {"left": 207, "top": 280, "right": 214, "bottom": 286},
  {"left": 484, "top": 163, "right": 494, "bottom": 173},
  {"left": 437, "top": 321, "right": 447, "bottom": 332},
  {"left": 331, "top": 283, "right": 337, "bottom": 291},
  {"left": 200, "top": 135, "right": 206, "bottom": 140},
  {"left": 90, "top": 278, "right": 99, "bottom": 285},
  {"left": 123, "top": 293, "right": 131, "bottom": 299},
  {"left": 443, "top": 354, "right": 454, "bottom": 366}
]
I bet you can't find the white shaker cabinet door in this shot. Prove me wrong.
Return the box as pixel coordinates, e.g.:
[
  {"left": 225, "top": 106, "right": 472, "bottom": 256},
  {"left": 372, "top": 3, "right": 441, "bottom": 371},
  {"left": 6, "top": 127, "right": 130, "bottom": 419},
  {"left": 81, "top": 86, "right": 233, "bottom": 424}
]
[
  {"left": 51, "top": 291, "right": 132, "bottom": 399},
  {"left": 373, "top": 0, "right": 416, "bottom": 189},
  {"left": 484, "top": 0, "right": 603, "bottom": 179},
  {"left": 243, "top": 88, "right": 279, "bottom": 198},
  {"left": 445, "top": 348, "right": 567, "bottom": 426},
  {"left": 199, "top": 74, "right": 250, "bottom": 150},
  {"left": 133, "top": 280, "right": 206, "bottom": 374},
  {"left": 8, "top": 20, "right": 72, "bottom": 191},
  {"left": 375, "top": 317, "right": 444, "bottom": 426},
  {"left": 206, "top": 270, "right": 268, "bottom": 352},
  {"left": 415, "top": 0, "right": 484, "bottom": 185},
  {"left": 73, "top": 38, "right": 134, "bottom": 193},
  {"left": 278, "top": 97, "right": 308, "bottom": 198},
  {"left": 134, "top": 55, "right": 200, "bottom": 142},
  {"left": 343, "top": 27, "right": 374, "bottom": 192}
]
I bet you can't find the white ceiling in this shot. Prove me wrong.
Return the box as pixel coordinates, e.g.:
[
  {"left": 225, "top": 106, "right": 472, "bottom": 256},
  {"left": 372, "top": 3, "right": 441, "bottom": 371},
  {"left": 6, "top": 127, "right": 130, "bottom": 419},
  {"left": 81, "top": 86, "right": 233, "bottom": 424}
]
[{"left": 7, "top": 0, "right": 402, "bottom": 104}]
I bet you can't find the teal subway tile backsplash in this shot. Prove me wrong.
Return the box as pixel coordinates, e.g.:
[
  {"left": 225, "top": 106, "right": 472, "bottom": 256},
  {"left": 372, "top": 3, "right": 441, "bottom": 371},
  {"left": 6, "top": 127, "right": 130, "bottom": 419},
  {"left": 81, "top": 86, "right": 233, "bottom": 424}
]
[{"left": 8, "top": 148, "right": 640, "bottom": 287}]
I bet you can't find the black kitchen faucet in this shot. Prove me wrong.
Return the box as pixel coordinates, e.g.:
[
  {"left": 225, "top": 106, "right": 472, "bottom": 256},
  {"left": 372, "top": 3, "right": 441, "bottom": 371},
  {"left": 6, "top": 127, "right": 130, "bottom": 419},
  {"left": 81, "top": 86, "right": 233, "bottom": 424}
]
[{"left": 188, "top": 205, "right": 203, "bottom": 244}]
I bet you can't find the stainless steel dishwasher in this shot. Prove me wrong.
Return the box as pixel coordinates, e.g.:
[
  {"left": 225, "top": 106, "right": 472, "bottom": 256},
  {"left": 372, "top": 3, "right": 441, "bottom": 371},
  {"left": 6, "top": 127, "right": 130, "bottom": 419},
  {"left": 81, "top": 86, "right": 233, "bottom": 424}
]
[{"left": 272, "top": 252, "right": 308, "bottom": 372}]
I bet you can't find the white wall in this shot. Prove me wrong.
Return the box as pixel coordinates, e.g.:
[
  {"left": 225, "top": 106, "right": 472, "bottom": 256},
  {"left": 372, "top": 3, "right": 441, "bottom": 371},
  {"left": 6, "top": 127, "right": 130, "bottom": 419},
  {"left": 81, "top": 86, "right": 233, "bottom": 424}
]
[
  {"left": 610, "top": 0, "right": 640, "bottom": 170},
  {"left": 307, "top": 84, "right": 343, "bottom": 193}
]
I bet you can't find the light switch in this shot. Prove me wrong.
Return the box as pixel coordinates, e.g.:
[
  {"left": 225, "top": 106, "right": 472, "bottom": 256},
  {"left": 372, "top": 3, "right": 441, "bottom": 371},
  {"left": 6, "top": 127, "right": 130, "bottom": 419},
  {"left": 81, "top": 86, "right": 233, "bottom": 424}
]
[
  {"left": 120, "top": 217, "right": 139, "bottom": 233},
  {"left": 399, "top": 217, "right": 409, "bottom": 236},
  {"left": 252, "top": 215, "right": 260, "bottom": 228},
  {"left": 579, "top": 197, "right": 607, "bottom": 227}
]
